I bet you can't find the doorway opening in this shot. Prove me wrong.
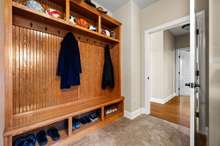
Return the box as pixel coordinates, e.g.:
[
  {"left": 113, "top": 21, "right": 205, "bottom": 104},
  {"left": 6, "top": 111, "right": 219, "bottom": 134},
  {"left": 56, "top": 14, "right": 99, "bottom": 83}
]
[{"left": 147, "top": 23, "right": 190, "bottom": 128}]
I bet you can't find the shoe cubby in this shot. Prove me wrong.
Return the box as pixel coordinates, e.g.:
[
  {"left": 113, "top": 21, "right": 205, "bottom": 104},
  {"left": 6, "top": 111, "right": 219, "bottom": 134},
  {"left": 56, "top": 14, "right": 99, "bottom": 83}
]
[
  {"left": 104, "top": 101, "right": 124, "bottom": 119},
  {"left": 72, "top": 109, "right": 101, "bottom": 134},
  {"left": 12, "top": 120, "right": 68, "bottom": 146}
]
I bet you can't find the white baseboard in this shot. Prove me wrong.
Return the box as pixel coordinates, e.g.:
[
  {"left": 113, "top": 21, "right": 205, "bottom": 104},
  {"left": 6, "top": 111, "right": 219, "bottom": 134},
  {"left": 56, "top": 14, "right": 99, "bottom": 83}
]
[
  {"left": 150, "top": 93, "right": 176, "bottom": 104},
  {"left": 124, "top": 108, "right": 149, "bottom": 120}
]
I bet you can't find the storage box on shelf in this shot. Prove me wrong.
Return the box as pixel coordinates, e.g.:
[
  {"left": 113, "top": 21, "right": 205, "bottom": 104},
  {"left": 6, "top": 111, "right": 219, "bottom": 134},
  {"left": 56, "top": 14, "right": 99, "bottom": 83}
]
[{"left": 4, "top": 0, "right": 123, "bottom": 146}]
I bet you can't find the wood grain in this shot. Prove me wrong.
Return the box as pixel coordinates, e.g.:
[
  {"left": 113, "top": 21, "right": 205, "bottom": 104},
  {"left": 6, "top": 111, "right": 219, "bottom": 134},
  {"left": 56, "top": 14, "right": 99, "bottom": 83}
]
[{"left": 151, "top": 96, "right": 190, "bottom": 128}]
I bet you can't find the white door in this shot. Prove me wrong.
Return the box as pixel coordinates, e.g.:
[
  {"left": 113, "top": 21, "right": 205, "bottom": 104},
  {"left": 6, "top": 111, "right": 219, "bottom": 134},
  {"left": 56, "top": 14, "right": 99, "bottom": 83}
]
[
  {"left": 177, "top": 49, "right": 191, "bottom": 96},
  {"left": 189, "top": 0, "right": 196, "bottom": 146}
]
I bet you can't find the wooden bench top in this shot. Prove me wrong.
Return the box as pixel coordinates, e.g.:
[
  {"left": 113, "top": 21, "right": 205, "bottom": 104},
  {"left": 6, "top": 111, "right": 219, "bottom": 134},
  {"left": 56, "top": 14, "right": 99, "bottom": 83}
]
[{"left": 5, "top": 96, "right": 124, "bottom": 136}]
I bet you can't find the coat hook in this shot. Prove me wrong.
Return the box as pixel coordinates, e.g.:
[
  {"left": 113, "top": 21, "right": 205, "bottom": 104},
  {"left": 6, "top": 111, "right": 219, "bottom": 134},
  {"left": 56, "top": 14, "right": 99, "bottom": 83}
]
[
  {"left": 58, "top": 30, "right": 61, "bottom": 34},
  {"left": 30, "top": 22, "right": 33, "bottom": 27},
  {"left": 45, "top": 27, "right": 48, "bottom": 31}
]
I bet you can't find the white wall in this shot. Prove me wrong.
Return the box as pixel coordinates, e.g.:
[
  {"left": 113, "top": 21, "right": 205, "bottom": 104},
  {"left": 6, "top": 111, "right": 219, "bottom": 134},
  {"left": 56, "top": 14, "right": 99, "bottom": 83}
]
[
  {"left": 209, "top": 0, "right": 220, "bottom": 145},
  {"left": 150, "top": 30, "right": 175, "bottom": 101},
  {"left": 0, "top": 0, "right": 5, "bottom": 145},
  {"left": 113, "top": 0, "right": 141, "bottom": 112}
]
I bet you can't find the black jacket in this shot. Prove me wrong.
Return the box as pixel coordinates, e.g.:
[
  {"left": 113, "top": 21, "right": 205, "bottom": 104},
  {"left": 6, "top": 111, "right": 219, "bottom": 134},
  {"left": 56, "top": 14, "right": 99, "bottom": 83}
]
[
  {"left": 102, "top": 45, "right": 114, "bottom": 89},
  {"left": 57, "top": 32, "right": 82, "bottom": 89}
]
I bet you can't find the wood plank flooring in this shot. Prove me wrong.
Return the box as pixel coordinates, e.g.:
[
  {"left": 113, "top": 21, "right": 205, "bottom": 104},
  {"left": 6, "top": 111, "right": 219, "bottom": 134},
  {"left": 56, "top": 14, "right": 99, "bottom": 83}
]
[{"left": 150, "top": 96, "right": 190, "bottom": 128}]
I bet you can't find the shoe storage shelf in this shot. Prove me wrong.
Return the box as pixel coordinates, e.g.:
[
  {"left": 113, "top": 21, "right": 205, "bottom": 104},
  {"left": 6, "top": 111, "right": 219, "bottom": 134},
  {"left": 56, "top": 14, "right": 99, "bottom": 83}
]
[{"left": 4, "top": 0, "right": 123, "bottom": 145}]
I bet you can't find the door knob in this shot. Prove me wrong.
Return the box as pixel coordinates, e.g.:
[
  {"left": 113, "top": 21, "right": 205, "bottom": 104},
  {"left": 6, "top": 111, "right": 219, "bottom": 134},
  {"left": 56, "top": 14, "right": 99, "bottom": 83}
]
[{"left": 185, "top": 83, "right": 200, "bottom": 88}]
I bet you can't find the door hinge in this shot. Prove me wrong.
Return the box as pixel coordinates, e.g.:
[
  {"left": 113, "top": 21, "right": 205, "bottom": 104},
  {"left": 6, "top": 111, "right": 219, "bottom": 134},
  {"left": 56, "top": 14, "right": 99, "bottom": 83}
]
[
  {"left": 196, "top": 112, "right": 199, "bottom": 118},
  {"left": 196, "top": 70, "right": 200, "bottom": 76},
  {"left": 196, "top": 29, "right": 200, "bottom": 35}
]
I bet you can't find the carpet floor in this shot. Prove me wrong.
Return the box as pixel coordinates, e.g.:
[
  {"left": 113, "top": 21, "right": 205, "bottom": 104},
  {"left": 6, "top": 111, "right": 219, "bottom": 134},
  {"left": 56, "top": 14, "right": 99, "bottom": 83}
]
[{"left": 68, "top": 115, "right": 189, "bottom": 146}]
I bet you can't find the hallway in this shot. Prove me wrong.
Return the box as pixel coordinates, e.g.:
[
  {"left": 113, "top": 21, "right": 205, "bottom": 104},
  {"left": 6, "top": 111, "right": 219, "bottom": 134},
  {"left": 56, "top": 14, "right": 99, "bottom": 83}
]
[{"left": 151, "top": 96, "right": 190, "bottom": 127}]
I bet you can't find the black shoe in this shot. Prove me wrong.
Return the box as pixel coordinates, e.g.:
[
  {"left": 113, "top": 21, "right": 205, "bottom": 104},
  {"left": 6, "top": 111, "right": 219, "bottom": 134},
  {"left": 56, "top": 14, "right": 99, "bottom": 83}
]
[
  {"left": 73, "top": 119, "right": 81, "bottom": 129},
  {"left": 36, "top": 130, "right": 48, "bottom": 146},
  {"left": 79, "top": 116, "right": 91, "bottom": 124},
  {"left": 47, "top": 127, "right": 60, "bottom": 141},
  {"left": 13, "top": 134, "right": 36, "bottom": 146},
  {"left": 89, "top": 112, "right": 99, "bottom": 122}
]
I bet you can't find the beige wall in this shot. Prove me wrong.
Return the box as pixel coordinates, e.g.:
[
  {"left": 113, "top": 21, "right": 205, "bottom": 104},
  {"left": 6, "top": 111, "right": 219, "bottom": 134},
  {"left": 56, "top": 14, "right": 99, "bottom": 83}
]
[
  {"left": 0, "top": 0, "right": 5, "bottom": 145},
  {"left": 163, "top": 31, "right": 176, "bottom": 97},
  {"left": 175, "top": 34, "right": 190, "bottom": 49},
  {"left": 113, "top": 1, "right": 141, "bottom": 112},
  {"left": 113, "top": 1, "right": 132, "bottom": 112},
  {"left": 150, "top": 31, "right": 164, "bottom": 98},
  {"left": 150, "top": 30, "right": 175, "bottom": 99},
  {"left": 130, "top": 1, "right": 141, "bottom": 111},
  {"left": 209, "top": 0, "right": 220, "bottom": 145}
]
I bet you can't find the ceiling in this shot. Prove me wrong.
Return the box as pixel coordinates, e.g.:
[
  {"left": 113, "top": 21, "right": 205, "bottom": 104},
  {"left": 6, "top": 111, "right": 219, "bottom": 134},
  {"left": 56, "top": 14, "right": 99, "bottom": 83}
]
[
  {"left": 168, "top": 25, "right": 190, "bottom": 37},
  {"left": 93, "top": 0, "right": 159, "bottom": 12}
]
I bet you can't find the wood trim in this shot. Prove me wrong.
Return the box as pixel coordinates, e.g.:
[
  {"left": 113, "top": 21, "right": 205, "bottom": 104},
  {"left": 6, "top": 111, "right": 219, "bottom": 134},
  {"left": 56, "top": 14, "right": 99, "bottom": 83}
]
[
  {"left": 65, "top": 0, "right": 70, "bottom": 21},
  {"left": 68, "top": 117, "right": 72, "bottom": 136},
  {"left": 98, "top": 16, "right": 101, "bottom": 33},
  {"left": 4, "top": 0, "right": 13, "bottom": 131}
]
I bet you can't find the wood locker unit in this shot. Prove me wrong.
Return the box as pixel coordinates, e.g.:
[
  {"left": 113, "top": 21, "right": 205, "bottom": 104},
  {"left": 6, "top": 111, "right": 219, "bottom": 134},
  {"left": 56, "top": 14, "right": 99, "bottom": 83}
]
[{"left": 4, "top": 0, "right": 124, "bottom": 145}]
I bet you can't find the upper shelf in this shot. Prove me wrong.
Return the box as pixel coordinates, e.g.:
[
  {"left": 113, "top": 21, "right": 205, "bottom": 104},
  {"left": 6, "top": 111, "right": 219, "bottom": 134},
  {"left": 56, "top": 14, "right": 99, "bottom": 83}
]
[
  {"left": 12, "top": 1, "right": 121, "bottom": 44},
  {"left": 70, "top": 0, "right": 121, "bottom": 28}
]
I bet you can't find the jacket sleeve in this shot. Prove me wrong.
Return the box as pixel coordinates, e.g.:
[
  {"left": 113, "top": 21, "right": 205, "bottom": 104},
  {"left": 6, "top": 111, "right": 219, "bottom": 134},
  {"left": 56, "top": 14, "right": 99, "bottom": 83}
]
[
  {"left": 57, "top": 45, "right": 65, "bottom": 76},
  {"left": 76, "top": 41, "right": 82, "bottom": 73}
]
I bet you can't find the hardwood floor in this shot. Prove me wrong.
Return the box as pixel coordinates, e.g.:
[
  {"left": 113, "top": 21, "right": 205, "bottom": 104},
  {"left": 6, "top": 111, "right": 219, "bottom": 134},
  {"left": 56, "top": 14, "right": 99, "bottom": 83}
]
[{"left": 150, "top": 96, "right": 190, "bottom": 127}]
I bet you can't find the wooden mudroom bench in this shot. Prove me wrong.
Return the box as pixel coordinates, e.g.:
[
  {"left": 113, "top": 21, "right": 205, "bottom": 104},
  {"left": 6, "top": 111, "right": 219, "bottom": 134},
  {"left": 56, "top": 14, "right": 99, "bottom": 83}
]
[{"left": 4, "top": 0, "right": 123, "bottom": 145}]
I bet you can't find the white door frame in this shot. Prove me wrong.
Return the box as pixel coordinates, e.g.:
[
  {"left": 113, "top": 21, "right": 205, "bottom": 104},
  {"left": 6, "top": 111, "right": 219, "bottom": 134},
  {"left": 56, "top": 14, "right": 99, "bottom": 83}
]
[
  {"left": 144, "top": 15, "right": 190, "bottom": 114},
  {"left": 144, "top": 15, "right": 190, "bottom": 142}
]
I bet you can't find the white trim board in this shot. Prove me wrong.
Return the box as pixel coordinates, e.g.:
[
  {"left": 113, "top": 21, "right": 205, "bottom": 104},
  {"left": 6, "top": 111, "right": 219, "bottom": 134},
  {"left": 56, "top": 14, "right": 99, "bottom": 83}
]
[
  {"left": 124, "top": 108, "right": 149, "bottom": 120},
  {"left": 150, "top": 93, "right": 176, "bottom": 104}
]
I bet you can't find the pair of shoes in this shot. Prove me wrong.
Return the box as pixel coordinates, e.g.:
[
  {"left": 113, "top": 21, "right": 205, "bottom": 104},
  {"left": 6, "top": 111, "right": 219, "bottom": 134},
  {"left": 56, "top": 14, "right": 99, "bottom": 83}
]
[
  {"left": 13, "top": 134, "right": 36, "bottom": 146},
  {"left": 89, "top": 112, "right": 99, "bottom": 122},
  {"left": 36, "top": 127, "right": 60, "bottom": 146},
  {"left": 73, "top": 119, "right": 81, "bottom": 129},
  {"left": 79, "top": 116, "right": 91, "bottom": 124}
]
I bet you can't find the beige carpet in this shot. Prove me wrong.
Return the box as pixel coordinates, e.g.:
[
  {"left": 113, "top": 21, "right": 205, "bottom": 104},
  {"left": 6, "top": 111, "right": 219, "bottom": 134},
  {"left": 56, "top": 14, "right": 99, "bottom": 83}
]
[{"left": 68, "top": 115, "right": 189, "bottom": 146}]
